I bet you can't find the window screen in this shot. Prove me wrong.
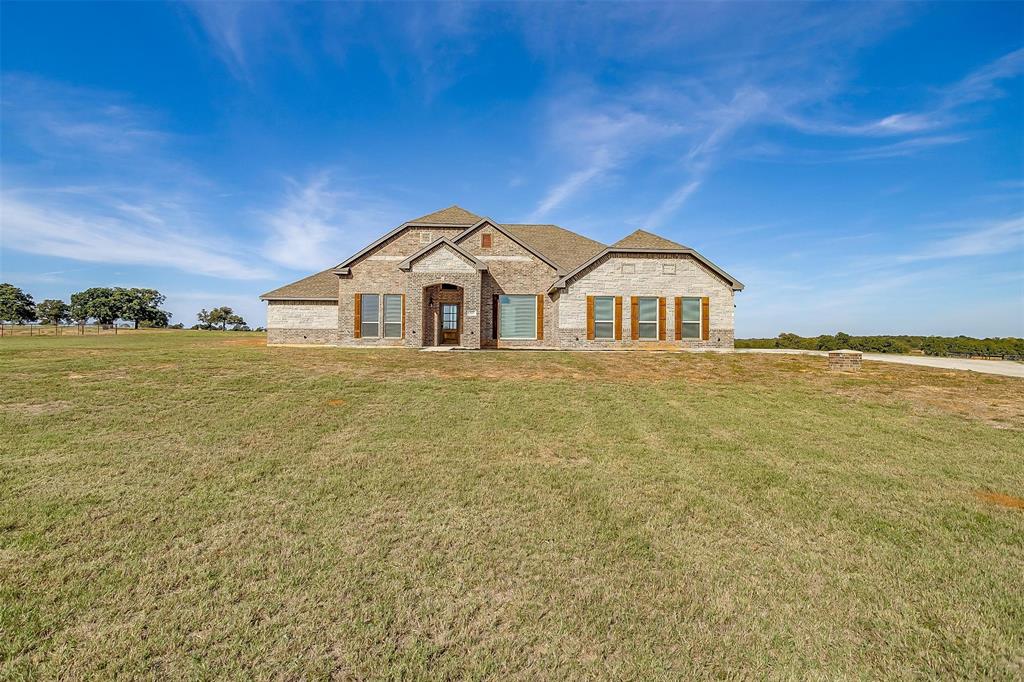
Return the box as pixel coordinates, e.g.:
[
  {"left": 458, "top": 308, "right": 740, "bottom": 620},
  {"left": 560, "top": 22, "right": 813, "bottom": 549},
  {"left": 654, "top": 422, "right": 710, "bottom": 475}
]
[
  {"left": 594, "top": 296, "right": 615, "bottom": 340},
  {"left": 499, "top": 295, "right": 537, "bottom": 339},
  {"left": 638, "top": 297, "right": 658, "bottom": 340},
  {"left": 681, "top": 297, "right": 701, "bottom": 339},
  {"left": 383, "top": 294, "right": 402, "bottom": 338},
  {"left": 360, "top": 294, "right": 379, "bottom": 338}
]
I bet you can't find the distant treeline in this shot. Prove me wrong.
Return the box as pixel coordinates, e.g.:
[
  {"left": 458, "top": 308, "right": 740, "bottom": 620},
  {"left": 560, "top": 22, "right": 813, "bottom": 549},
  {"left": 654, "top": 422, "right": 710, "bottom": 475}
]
[{"left": 736, "top": 332, "right": 1024, "bottom": 359}]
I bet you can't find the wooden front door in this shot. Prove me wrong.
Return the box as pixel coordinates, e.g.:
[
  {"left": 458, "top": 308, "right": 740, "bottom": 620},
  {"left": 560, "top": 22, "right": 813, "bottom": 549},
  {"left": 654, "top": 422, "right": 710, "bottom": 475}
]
[{"left": 441, "top": 303, "right": 460, "bottom": 345}]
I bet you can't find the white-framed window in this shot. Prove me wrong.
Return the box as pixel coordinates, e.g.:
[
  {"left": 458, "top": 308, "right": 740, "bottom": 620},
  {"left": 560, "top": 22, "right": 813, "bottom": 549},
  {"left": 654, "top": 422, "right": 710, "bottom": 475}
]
[
  {"left": 663, "top": 263, "right": 676, "bottom": 275},
  {"left": 681, "top": 297, "right": 701, "bottom": 339},
  {"left": 498, "top": 294, "right": 537, "bottom": 339},
  {"left": 621, "top": 263, "right": 636, "bottom": 274},
  {"left": 383, "top": 294, "right": 403, "bottom": 338},
  {"left": 594, "top": 296, "right": 615, "bottom": 340},
  {"left": 360, "top": 293, "right": 379, "bottom": 338},
  {"left": 637, "top": 296, "right": 658, "bottom": 340}
]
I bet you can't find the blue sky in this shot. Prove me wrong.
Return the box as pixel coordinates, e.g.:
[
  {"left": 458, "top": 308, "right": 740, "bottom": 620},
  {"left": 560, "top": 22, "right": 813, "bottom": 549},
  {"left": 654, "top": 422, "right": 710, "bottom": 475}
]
[{"left": 1, "top": 1, "right": 1022, "bottom": 336}]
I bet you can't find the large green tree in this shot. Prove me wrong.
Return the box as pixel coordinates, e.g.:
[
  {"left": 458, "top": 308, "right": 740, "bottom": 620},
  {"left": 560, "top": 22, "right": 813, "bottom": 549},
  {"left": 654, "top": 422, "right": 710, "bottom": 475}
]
[
  {"left": 0, "top": 283, "right": 37, "bottom": 324},
  {"left": 36, "top": 299, "right": 71, "bottom": 325},
  {"left": 198, "top": 306, "right": 246, "bottom": 331},
  {"left": 114, "top": 288, "right": 170, "bottom": 329},
  {"left": 70, "top": 288, "right": 120, "bottom": 325}
]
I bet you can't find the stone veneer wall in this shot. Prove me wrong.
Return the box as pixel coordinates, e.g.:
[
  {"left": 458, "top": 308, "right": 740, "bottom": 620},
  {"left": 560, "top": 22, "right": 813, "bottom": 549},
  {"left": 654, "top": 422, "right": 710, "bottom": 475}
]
[
  {"left": 556, "top": 253, "right": 735, "bottom": 349},
  {"left": 456, "top": 224, "right": 561, "bottom": 348},
  {"left": 266, "top": 300, "right": 340, "bottom": 344}
]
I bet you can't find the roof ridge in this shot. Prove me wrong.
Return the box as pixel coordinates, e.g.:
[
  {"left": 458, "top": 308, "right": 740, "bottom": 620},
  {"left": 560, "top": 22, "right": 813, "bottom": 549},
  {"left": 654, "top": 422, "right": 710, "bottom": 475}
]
[
  {"left": 611, "top": 228, "right": 688, "bottom": 250},
  {"left": 409, "top": 205, "right": 482, "bottom": 225},
  {"left": 500, "top": 222, "right": 607, "bottom": 271}
]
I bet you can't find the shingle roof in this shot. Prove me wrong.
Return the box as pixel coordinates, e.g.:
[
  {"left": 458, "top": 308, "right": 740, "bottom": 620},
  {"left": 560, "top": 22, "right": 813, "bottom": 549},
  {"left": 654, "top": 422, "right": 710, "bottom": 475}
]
[
  {"left": 261, "top": 216, "right": 712, "bottom": 301},
  {"left": 503, "top": 224, "right": 606, "bottom": 271},
  {"left": 611, "top": 229, "right": 689, "bottom": 250},
  {"left": 409, "top": 205, "right": 482, "bottom": 225},
  {"left": 260, "top": 267, "right": 339, "bottom": 300}
]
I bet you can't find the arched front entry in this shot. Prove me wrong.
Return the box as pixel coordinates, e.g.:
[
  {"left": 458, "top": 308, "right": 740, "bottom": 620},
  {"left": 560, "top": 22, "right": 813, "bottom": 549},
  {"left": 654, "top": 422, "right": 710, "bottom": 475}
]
[{"left": 422, "top": 283, "right": 464, "bottom": 346}]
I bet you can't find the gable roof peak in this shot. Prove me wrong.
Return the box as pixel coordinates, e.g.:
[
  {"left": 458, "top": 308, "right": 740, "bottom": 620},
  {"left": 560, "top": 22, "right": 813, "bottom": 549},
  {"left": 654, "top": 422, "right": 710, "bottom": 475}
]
[
  {"left": 409, "top": 205, "right": 482, "bottom": 225},
  {"left": 398, "top": 237, "right": 488, "bottom": 272},
  {"left": 611, "top": 229, "right": 689, "bottom": 250}
]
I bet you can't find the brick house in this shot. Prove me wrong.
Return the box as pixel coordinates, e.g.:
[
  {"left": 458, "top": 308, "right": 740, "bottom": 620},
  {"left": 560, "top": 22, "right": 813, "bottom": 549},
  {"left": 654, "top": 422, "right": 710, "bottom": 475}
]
[{"left": 260, "top": 206, "right": 743, "bottom": 349}]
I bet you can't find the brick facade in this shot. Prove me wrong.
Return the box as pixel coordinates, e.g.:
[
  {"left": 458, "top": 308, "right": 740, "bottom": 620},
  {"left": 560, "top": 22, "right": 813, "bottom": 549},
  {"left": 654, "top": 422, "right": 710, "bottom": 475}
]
[
  {"left": 335, "top": 226, "right": 465, "bottom": 347},
  {"left": 265, "top": 217, "right": 740, "bottom": 350},
  {"left": 456, "top": 223, "right": 560, "bottom": 348},
  {"left": 828, "top": 350, "right": 863, "bottom": 371}
]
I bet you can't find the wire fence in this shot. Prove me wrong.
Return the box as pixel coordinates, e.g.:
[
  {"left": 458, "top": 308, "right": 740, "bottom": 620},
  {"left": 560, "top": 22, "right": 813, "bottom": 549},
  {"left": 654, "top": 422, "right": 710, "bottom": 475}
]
[{"left": 0, "top": 323, "right": 136, "bottom": 337}]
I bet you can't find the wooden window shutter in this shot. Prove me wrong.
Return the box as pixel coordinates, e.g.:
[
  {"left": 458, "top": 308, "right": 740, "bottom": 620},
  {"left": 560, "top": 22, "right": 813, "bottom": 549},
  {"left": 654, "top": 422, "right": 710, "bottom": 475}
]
[
  {"left": 614, "top": 296, "right": 622, "bottom": 340},
  {"left": 354, "top": 293, "right": 361, "bottom": 339},
  {"left": 492, "top": 294, "right": 499, "bottom": 339},
  {"left": 701, "top": 297, "right": 710, "bottom": 341},
  {"left": 401, "top": 294, "right": 406, "bottom": 339},
  {"left": 536, "top": 294, "right": 544, "bottom": 340},
  {"left": 630, "top": 296, "right": 639, "bottom": 340},
  {"left": 586, "top": 296, "right": 595, "bottom": 340},
  {"left": 674, "top": 296, "right": 682, "bottom": 341},
  {"left": 658, "top": 297, "right": 667, "bottom": 340}
]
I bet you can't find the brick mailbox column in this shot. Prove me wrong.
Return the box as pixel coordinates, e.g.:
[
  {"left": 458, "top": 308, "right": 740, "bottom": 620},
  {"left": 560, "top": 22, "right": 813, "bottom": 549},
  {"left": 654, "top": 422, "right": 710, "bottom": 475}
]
[{"left": 828, "top": 349, "right": 863, "bottom": 371}]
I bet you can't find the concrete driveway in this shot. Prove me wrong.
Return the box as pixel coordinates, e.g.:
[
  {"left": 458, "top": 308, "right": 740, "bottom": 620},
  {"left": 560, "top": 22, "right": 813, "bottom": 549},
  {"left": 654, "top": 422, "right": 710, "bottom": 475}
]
[{"left": 733, "top": 348, "right": 1024, "bottom": 378}]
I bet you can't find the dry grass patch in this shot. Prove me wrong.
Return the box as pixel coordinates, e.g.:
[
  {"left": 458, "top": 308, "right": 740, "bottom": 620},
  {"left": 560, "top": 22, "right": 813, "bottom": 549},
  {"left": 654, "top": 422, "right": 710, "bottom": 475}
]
[{"left": 976, "top": 491, "right": 1024, "bottom": 510}]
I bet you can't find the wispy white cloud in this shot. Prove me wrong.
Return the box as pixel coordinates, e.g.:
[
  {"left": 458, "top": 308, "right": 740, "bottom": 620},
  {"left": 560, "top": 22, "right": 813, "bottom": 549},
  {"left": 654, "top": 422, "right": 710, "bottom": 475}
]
[
  {"left": 529, "top": 149, "right": 613, "bottom": 221},
  {"left": 1, "top": 189, "right": 271, "bottom": 279},
  {"left": 1, "top": 76, "right": 269, "bottom": 280},
  {"left": 531, "top": 41, "right": 1023, "bottom": 228},
  {"left": 184, "top": 1, "right": 297, "bottom": 82},
  {"left": 527, "top": 92, "right": 688, "bottom": 220},
  {"left": 2, "top": 74, "right": 169, "bottom": 156},
  {"left": 782, "top": 47, "right": 1024, "bottom": 139},
  {"left": 644, "top": 181, "right": 703, "bottom": 229},
  {"left": 942, "top": 47, "right": 1024, "bottom": 108},
  {"left": 898, "top": 215, "right": 1024, "bottom": 262},
  {"left": 645, "top": 87, "right": 771, "bottom": 226},
  {"left": 259, "top": 171, "right": 406, "bottom": 270}
]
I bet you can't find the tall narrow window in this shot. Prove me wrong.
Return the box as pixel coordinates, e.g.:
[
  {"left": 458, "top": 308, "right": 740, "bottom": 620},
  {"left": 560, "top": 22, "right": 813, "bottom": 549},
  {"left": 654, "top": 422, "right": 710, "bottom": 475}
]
[
  {"left": 383, "top": 294, "right": 402, "bottom": 338},
  {"left": 681, "top": 297, "right": 701, "bottom": 339},
  {"left": 593, "top": 296, "right": 615, "bottom": 340},
  {"left": 360, "top": 294, "right": 379, "bottom": 338},
  {"left": 637, "top": 296, "right": 658, "bottom": 340},
  {"left": 498, "top": 295, "right": 537, "bottom": 339}
]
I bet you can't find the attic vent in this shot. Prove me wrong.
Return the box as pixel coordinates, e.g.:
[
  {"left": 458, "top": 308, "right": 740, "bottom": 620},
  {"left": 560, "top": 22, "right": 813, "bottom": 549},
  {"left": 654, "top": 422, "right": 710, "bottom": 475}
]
[
  {"left": 481, "top": 233, "right": 492, "bottom": 248},
  {"left": 420, "top": 231, "right": 432, "bottom": 244}
]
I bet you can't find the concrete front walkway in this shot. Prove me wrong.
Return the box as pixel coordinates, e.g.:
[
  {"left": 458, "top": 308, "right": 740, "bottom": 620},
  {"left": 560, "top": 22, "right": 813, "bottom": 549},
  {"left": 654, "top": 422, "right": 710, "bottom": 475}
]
[{"left": 733, "top": 348, "right": 1024, "bottom": 378}]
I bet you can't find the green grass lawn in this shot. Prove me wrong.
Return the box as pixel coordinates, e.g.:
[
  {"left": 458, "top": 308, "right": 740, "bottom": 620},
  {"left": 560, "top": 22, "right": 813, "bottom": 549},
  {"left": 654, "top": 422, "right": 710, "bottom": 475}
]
[{"left": 2, "top": 331, "right": 1022, "bottom": 678}]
